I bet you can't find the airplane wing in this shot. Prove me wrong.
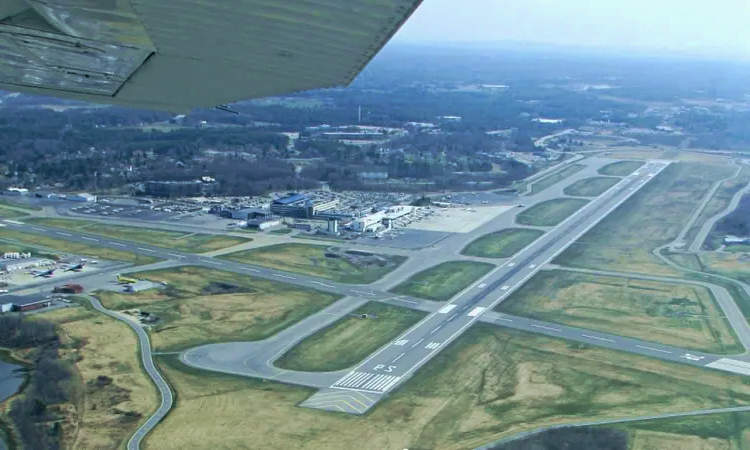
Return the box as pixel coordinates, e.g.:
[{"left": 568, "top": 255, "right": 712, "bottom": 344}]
[{"left": 0, "top": 0, "right": 423, "bottom": 112}]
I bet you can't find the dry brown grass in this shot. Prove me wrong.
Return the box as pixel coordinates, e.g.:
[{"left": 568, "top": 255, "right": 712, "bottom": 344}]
[
  {"left": 498, "top": 270, "right": 742, "bottom": 354},
  {"left": 95, "top": 266, "right": 340, "bottom": 352},
  {"left": 556, "top": 162, "right": 737, "bottom": 276},
  {"left": 39, "top": 306, "right": 158, "bottom": 450},
  {"left": 629, "top": 430, "right": 730, "bottom": 450},
  {"left": 143, "top": 325, "right": 750, "bottom": 450}
]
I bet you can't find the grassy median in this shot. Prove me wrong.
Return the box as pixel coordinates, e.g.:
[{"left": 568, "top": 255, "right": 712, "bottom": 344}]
[
  {"left": 563, "top": 176, "right": 621, "bottom": 197},
  {"left": 145, "top": 324, "right": 750, "bottom": 450},
  {"left": 274, "top": 303, "right": 426, "bottom": 372},
  {"left": 530, "top": 164, "right": 586, "bottom": 195},
  {"left": 497, "top": 270, "right": 742, "bottom": 354},
  {"left": 516, "top": 198, "right": 589, "bottom": 227},
  {"left": 28, "top": 218, "right": 250, "bottom": 253},
  {"left": 598, "top": 160, "right": 645, "bottom": 176},
  {"left": 218, "top": 243, "right": 406, "bottom": 284},
  {"left": 462, "top": 228, "right": 544, "bottom": 259},
  {"left": 390, "top": 260, "right": 494, "bottom": 301}
]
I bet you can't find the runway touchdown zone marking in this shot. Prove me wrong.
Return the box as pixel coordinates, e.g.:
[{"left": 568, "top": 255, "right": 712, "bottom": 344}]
[{"left": 393, "top": 339, "right": 409, "bottom": 346}]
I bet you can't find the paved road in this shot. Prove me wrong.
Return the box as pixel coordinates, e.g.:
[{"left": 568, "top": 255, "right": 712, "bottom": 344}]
[
  {"left": 689, "top": 166, "right": 750, "bottom": 252},
  {"left": 672, "top": 162, "right": 740, "bottom": 250},
  {"left": 78, "top": 295, "right": 173, "bottom": 450}
]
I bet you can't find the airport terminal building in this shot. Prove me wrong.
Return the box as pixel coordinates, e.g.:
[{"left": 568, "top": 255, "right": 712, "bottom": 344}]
[{"left": 270, "top": 193, "right": 339, "bottom": 219}]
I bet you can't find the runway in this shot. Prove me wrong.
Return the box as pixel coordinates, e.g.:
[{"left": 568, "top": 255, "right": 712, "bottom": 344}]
[{"left": 300, "top": 161, "right": 671, "bottom": 412}]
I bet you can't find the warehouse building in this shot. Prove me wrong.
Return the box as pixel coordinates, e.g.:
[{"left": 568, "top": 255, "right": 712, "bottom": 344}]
[{"left": 68, "top": 192, "right": 97, "bottom": 202}]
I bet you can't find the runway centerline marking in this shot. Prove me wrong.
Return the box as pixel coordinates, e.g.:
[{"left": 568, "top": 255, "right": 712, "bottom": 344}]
[
  {"left": 312, "top": 281, "right": 335, "bottom": 288},
  {"left": 138, "top": 247, "right": 156, "bottom": 252},
  {"left": 240, "top": 267, "right": 260, "bottom": 273},
  {"left": 530, "top": 324, "right": 562, "bottom": 332},
  {"left": 412, "top": 338, "right": 424, "bottom": 348},
  {"left": 636, "top": 345, "right": 672, "bottom": 354},
  {"left": 110, "top": 242, "right": 126, "bottom": 247},
  {"left": 274, "top": 274, "right": 296, "bottom": 279},
  {"left": 581, "top": 334, "right": 615, "bottom": 343},
  {"left": 81, "top": 236, "right": 98, "bottom": 241},
  {"left": 167, "top": 253, "right": 183, "bottom": 258},
  {"left": 31, "top": 227, "right": 45, "bottom": 231},
  {"left": 392, "top": 352, "right": 406, "bottom": 363},
  {"left": 56, "top": 232, "right": 71, "bottom": 236}
]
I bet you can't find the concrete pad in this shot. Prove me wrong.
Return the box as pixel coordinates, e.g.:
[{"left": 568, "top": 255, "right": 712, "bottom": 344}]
[{"left": 407, "top": 205, "right": 514, "bottom": 233}]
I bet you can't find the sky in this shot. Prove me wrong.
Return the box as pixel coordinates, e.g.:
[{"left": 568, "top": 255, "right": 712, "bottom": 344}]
[{"left": 394, "top": 0, "right": 750, "bottom": 60}]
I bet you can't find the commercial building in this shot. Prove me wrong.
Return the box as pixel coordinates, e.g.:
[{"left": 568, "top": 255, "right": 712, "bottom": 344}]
[
  {"left": 270, "top": 193, "right": 339, "bottom": 219},
  {"left": 68, "top": 193, "right": 97, "bottom": 202},
  {"left": 145, "top": 179, "right": 218, "bottom": 198},
  {"left": 327, "top": 218, "right": 339, "bottom": 234},
  {"left": 350, "top": 206, "right": 413, "bottom": 232}
]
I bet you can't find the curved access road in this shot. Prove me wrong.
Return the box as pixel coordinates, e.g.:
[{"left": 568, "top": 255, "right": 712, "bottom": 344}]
[
  {"left": 82, "top": 295, "right": 173, "bottom": 450},
  {"left": 673, "top": 161, "right": 741, "bottom": 250},
  {"left": 690, "top": 168, "right": 750, "bottom": 252}
]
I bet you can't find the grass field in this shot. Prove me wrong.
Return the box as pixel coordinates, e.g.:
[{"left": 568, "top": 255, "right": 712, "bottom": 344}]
[
  {"left": 529, "top": 164, "right": 586, "bottom": 195},
  {"left": 623, "top": 411, "right": 750, "bottom": 450},
  {"left": 144, "top": 324, "right": 750, "bottom": 450},
  {"left": 670, "top": 251, "right": 750, "bottom": 286},
  {"left": 563, "top": 177, "right": 621, "bottom": 197},
  {"left": 0, "top": 199, "right": 42, "bottom": 211},
  {"left": 516, "top": 198, "right": 589, "bottom": 227},
  {"left": 461, "top": 228, "right": 544, "bottom": 259},
  {"left": 555, "top": 162, "right": 738, "bottom": 276},
  {"left": 218, "top": 243, "right": 406, "bottom": 284},
  {"left": 0, "top": 229, "right": 162, "bottom": 265},
  {"left": 274, "top": 303, "right": 426, "bottom": 372},
  {"left": 94, "top": 266, "right": 340, "bottom": 352},
  {"left": 598, "top": 160, "right": 645, "bottom": 176},
  {"left": 390, "top": 260, "right": 495, "bottom": 301},
  {"left": 497, "top": 270, "right": 742, "bottom": 354},
  {"left": 27, "top": 218, "right": 250, "bottom": 253},
  {"left": 36, "top": 305, "right": 158, "bottom": 450},
  {"left": 700, "top": 171, "right": 750, "bottom": 250},
  {"left": 0, "top": 206, "right": 29, "bottom": 219}
]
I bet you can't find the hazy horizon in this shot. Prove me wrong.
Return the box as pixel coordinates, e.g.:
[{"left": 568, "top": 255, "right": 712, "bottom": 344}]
[{"left": 394, "top": 0, "right": 750, "bottom": 61}]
